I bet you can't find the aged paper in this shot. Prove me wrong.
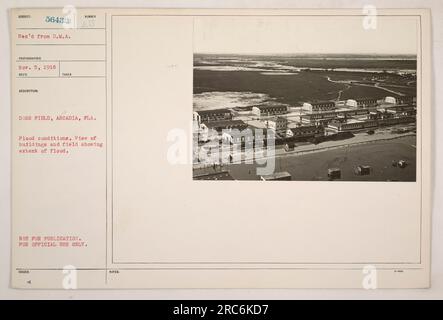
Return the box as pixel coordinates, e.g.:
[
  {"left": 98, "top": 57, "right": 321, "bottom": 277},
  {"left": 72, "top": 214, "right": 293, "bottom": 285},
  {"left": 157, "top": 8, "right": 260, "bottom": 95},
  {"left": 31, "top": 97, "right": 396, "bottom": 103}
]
[{"left": 11, "top": 8, "right": 431, "bottom": 288}]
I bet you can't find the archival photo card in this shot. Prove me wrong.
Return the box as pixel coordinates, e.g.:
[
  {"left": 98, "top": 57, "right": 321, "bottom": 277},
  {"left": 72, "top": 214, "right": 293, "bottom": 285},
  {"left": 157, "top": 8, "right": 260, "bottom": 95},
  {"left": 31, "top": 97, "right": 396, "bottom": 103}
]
[{"left": 10, "top": 8, "right": 431, "bottom": 289}]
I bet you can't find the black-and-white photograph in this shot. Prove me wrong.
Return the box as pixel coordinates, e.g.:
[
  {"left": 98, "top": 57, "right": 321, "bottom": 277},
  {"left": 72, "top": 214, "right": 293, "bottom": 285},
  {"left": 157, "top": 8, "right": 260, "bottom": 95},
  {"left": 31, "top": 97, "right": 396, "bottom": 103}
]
[{"left": 192, "top": 16, "right": 418, "bottom": 181}]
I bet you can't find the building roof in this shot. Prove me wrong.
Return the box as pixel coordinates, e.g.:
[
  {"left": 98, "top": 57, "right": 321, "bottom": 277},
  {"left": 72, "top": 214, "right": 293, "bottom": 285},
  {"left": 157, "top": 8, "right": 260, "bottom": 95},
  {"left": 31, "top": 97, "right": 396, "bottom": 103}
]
[
  {"left": 255, "top": 105, "right": 287, "bottom": 110},
  {"left": 204, "top": 121, "right": 249, "bottom": 133},
  {"left": 310, "top": 100, "right": 336, "bottom": 106},
  {"left": 290, "top": 125, "right": 320, "bottom": 133},
  {"left": 347, "top": 119, "right": 363, "bottom": 124},
  {"left": 196, "top": 108, "right": 232, "bottom": 115},
  {"left": 301, "top": 112, "right": 337, "bottom": 119},
  {"left": 204, "top": 119, "right": 247, "bottom": 129}
]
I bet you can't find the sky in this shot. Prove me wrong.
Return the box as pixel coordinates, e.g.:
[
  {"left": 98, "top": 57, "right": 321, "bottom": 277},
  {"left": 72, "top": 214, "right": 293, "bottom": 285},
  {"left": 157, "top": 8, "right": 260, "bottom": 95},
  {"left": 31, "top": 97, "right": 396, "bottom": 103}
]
[{"left": 194, "top": 16, "right": 418, "bottom": 55}]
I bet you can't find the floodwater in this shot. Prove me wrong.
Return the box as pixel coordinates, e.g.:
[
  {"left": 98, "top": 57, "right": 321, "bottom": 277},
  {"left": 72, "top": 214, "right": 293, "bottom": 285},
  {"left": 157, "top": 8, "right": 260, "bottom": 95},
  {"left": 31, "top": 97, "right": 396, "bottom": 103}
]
[{"left": 202, "top": 135, "right": 417, "bottom": 182}]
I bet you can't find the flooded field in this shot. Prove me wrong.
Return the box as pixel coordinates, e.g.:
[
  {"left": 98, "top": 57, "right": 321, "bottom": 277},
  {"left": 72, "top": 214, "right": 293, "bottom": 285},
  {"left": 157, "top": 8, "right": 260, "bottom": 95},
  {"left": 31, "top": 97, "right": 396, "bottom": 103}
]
[{"left": 211, "top": 135, "right": 416, "bottom": 181}]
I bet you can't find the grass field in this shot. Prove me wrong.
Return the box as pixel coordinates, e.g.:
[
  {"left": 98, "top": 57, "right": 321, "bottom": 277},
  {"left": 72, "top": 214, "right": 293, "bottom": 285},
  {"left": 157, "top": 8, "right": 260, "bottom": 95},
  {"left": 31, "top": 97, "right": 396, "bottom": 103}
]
[
  {"left": 194, "top": 70, "right": 344, "bottom": 104},
  {"left": 194, "top": 54, "right": 417, "bottom": 106},
  {"left": 194, "top": 69, "right": 416, "bottom": 104}
]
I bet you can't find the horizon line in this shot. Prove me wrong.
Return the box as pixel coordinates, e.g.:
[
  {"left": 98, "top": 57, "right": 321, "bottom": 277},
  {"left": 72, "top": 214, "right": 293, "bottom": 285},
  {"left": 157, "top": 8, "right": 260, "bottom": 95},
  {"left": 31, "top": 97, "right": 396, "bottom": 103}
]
[{"left": 194, "top": 52, "right": 417, "bottom": 57}]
